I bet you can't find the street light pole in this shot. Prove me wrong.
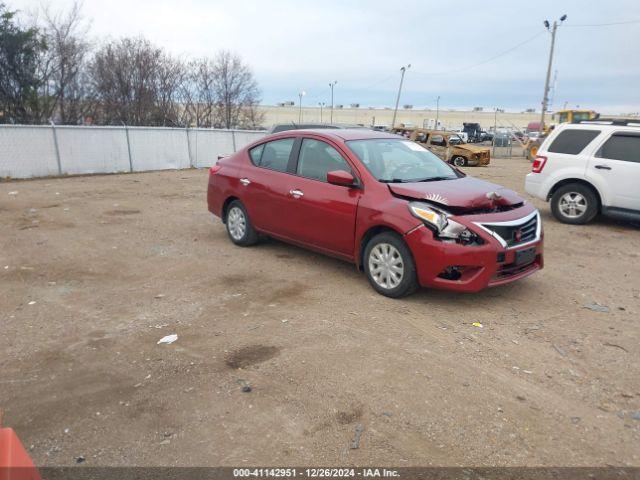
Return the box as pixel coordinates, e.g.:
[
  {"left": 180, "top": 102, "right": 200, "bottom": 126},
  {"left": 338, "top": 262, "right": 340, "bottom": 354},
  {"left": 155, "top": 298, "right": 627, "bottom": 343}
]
[
  {"left": 298, "top": 91, "right": 306, "bottom": 123},
  {"left": 318, "top": 102, "right": 325, "bottom": 123},
  {"left": 539, "top": 15, "right": 566, "bottom": 134},
  {"left": 391, "top": 64, "right": 411, "bottom": 129},
  {"left": 435, "top": 95, "right": 441, "bottom": 130},
  {"left": 329, "top": 81, "right": 337, "bottom": 123}
]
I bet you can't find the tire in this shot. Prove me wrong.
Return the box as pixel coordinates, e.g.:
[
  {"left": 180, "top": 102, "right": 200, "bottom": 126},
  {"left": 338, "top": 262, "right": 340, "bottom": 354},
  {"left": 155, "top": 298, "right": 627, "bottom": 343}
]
[
  {"left": 527, "top": 143, "right": 539, "bottom": 162},
  {"left": 550, "top": 183, "right": 599, "bottom": 225},
  {"left": 363, "top": 232, "right": 418, "bottom": 298},
  {"left": 225, "top": 200, "right": 259, "bottom": 246},
  {"left": 452, "top": 156, "right": 467, "bottom": 167}
]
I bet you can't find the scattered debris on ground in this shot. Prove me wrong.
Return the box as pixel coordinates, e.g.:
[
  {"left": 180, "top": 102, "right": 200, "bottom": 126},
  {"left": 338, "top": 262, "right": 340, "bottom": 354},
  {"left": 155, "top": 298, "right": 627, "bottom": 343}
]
[
  {"left": 350, "top": 424, "right": 364, "bottom": 450},
  {"left": 157, "top": 334, "right": 178, "bottom": 345},
  {"left": 583, "top": 302, "right": 610, "bottom": 313}
]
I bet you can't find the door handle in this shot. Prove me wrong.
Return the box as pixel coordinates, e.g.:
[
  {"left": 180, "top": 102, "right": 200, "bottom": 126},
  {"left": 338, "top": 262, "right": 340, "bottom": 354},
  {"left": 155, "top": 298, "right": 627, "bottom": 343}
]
[
  {"left": 240, "top": 178, "right": 251, "bottom": 186},
  {"left": 594, "top": 165, "right": 611, "bottom": 170},
  {"left": 289, "top": 189, "right": 304, "bottom": 198}
]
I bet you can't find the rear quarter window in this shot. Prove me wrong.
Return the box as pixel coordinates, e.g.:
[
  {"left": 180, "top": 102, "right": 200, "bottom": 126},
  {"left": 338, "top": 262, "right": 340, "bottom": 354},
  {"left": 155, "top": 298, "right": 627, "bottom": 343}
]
[
  {"left": 249, "top": 144, "right": 264, "bottom": 164},
  {"left": 547, "top": 129, "right": 601, "bottom": 155}
]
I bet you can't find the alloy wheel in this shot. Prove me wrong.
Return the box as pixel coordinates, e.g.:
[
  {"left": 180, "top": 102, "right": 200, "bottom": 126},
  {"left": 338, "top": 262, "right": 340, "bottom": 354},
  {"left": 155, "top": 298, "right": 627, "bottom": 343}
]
[
  {"left": 368, "top": 243, "right": 404, "bottom": 290},
  {"left": 559, "top": 192, "right": 587, "bottom": 219},
  {"left": 453, "top": 156, "right": 466, "bottom": 167},
  {"left": 227, "top": 206, "right": 247, "bottom": 240}
]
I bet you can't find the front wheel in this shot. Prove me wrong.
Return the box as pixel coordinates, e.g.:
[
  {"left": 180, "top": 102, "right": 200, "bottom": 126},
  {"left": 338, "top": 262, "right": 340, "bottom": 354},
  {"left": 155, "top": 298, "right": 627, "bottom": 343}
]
[
  {"left": 550, "top": 184, "right": 599, "bottom": 225},
  {"left": 452, "top": 156, "right": 467, "bottom": 167},
  {"left": 225, "top": 200, "right": 259, "bottom": 246},
  {"left": 364, "top": 232, "right": 418, "bottom": 298}
]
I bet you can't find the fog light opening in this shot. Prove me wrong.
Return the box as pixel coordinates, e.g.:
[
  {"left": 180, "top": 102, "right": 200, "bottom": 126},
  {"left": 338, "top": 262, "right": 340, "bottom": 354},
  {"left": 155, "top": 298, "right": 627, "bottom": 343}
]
[{"left": 438, "top": 266, "right": 464, "bottom": 281}]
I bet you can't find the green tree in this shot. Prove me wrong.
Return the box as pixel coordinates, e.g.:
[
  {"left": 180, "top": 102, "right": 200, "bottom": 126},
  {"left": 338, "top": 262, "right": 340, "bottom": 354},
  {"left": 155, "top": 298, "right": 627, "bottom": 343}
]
[{"left": 0, "top": 3, "right": 51, "bottom": 124}]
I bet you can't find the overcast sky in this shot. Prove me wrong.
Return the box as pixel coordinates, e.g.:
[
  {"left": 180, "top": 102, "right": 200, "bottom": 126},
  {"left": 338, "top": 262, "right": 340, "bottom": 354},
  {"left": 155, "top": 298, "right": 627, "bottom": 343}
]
[{"left": 10, "top": 0, "right": 640, "bottom": 113}]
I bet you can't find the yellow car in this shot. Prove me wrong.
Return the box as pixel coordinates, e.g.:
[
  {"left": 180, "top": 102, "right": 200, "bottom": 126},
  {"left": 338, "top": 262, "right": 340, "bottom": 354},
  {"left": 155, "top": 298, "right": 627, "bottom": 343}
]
[{"left": 409, "top": 129, "right": 491, "bottom": 167}]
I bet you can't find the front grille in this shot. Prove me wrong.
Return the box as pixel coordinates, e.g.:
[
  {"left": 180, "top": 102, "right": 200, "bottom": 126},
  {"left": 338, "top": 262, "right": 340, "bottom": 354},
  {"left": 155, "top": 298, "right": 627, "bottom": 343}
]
[{"left": 480, "top": 213, "right": 538, "bottom": 247}]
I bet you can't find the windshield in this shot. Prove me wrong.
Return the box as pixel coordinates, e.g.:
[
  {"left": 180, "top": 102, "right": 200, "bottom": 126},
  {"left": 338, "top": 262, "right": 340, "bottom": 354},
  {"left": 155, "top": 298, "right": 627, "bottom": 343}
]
[{"left": 346, "top": 139, "right": 462, "bottom": 183}]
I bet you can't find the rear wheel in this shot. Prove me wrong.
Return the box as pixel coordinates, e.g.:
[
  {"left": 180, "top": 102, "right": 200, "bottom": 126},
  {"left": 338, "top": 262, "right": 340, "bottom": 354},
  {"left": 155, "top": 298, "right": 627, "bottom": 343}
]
[
  {"left": 364, "top": 232, "right": 418, "bottom": 298},
  {"left": 452, "top": 156, "right": 467, "bottom": 167},
  {"left": 550, "top": 183, "right": 599, "bottom": 225},
  {"left": 225, "top": 200, "right": 258, "bottom": 246}
]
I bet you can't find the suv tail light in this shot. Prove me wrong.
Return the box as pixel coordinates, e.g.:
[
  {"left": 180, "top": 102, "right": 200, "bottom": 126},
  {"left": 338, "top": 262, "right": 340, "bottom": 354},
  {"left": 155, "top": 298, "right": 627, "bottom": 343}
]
[
  {"left": 532, "top": 155, "right": 547, "bottom": 173},
  {"left": 209, "top": 164, "right": 222, "bottom": 175}
]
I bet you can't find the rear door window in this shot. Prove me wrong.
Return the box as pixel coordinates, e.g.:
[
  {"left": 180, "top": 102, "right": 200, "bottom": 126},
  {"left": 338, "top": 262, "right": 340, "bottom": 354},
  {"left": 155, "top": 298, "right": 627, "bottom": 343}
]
[
  {"left": 547, "top": 129, "right": 600, "bottom": 155},
  {"left": 296, "top": 138, "right": 351, "bottom": 182},
  {"left": 252, "top": 138, "right": 295, "bottom": 172},
  {"left": 596, "top": 134, "right": 640, "bottom": 163}
]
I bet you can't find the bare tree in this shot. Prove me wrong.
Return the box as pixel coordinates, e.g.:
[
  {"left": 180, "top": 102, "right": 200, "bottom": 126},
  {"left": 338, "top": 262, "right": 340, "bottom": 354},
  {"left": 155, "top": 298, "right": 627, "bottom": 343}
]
[
  {"left": 181, "top": 58, "right": 217, "bottom": 127},
  {"left": 153, "top": 54, "right": 187, "bottom": 126},
  {"left": 238, "top": 101, "right": 264, "bottom": 130},
  {"left": 88, "top": 37, "right": 184, "bottom": 126},
  {"left": 40, "top": 1, "right": 91, "bottom": 124},
  {"left": 2, "top": 4, "right": 264, "bottom": 129},
  {"left": 210, "top": 51, "right": 261, "bottom": 129}
]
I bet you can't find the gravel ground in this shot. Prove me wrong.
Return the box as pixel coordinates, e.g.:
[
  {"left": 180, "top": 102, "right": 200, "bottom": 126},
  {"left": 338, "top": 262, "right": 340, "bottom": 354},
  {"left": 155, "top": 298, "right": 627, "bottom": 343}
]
[{"left": 1, "top": 156, "right": 639, "bottom": 467}]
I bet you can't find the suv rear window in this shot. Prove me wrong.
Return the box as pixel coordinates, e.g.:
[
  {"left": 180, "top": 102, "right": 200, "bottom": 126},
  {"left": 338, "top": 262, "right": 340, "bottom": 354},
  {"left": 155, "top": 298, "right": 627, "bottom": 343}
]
[{"left": 547, "top": 129, "right": 600, "bottom": 155}]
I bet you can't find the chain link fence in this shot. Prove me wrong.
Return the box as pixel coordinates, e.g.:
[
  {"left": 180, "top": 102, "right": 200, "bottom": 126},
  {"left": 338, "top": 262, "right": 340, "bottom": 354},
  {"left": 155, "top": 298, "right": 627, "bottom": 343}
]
[{"left": 0, "top": 125, "right": 266, "bottom": 179}]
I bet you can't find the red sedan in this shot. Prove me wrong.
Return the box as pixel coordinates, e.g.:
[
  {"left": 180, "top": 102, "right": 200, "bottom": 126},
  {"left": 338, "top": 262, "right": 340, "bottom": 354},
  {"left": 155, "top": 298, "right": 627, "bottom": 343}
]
[{"left": 207, "top": 129, "right": 543, "bottom": 297}]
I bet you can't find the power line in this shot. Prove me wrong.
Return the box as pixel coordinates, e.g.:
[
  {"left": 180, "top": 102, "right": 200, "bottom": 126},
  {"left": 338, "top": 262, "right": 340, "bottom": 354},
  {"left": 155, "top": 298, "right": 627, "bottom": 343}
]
[
  {"left": 412, "top": 30, "right": 546, "bottom": 78},
  {"left": 564, "top": 19, "right": 640, "bottom": 27},
  {"left": 358, "top": 74, "right": 396, "bottom": 92}
]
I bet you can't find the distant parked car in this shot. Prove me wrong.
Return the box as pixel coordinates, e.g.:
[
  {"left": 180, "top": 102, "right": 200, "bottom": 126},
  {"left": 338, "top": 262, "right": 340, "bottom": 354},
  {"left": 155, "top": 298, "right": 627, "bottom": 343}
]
[
  {"left": 525, "top": 120, "right": 640, "bottom": 224},
  {"left": 480, "top": 131, "right": 494, "bottom": 142},
  {"left": 405, "top": 129, "right": 491, "bottom": 167},
  {"left": 526, "top": 131, "right": 541, "bottom": 143}
]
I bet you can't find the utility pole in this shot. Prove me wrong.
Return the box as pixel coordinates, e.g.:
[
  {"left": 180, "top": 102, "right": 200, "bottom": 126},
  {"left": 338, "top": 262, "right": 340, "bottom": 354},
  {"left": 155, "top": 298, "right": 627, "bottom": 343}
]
[
  {"left": 539, "top": 15, "right": 567, "bottom": 134},
  {"left": 298, "top": 91, "right": 306, "bottom": 123},
  {"left": 391, "top": 64, "right": 411, "bottom": 128},
  {"left": 435, "top": 95, "right": 441, "bottom": 130},
  {"left": 318, "top": 102, "right": 325, "bottom": 123},
  {"left": 329, "top": 81, "right": 337, "bottom": 123}
]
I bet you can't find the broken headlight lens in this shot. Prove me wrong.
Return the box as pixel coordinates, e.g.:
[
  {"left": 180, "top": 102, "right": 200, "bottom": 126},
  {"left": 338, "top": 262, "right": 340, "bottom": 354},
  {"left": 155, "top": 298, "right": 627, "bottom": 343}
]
[
  {"left": 408, "top": 202, "right": 448, "bottom": 232},
  {"left": 408, "top": 202, "right": 483, "bottom": 246}
]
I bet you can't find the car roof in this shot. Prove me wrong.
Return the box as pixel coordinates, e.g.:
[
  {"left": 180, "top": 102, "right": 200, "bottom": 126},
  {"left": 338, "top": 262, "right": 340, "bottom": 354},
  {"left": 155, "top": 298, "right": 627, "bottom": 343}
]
[
  {"left": 286, "top": 128, "right": 401, "bottom": 141},
  {"left": 555, "top": 122, "right": 640, "bottom": 132}
]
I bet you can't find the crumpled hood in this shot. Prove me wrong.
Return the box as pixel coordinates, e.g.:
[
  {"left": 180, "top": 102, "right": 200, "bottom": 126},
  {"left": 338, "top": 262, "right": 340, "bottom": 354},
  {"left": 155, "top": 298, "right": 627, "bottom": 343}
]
[
  {"left": 388, "top": 176, "right": 523, "bottom": 210},
  {"left": 456, "top": 144, "right": 490, "bottom": 154}
]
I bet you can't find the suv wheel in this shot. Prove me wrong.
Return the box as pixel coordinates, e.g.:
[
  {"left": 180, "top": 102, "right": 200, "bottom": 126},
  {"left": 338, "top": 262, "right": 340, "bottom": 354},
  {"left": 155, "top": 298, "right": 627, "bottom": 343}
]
[
  {"left": 364, "top": 232, "right": 418, "bottom": 298},
  {"left": 452, "top": 156, "right": 467, "bottom": 167},
  {"left": 225, "top": 200, "right": 258, "bottom": 246},
  {"left": 550, "top": 183, "right": 599, "bottom": 225}
]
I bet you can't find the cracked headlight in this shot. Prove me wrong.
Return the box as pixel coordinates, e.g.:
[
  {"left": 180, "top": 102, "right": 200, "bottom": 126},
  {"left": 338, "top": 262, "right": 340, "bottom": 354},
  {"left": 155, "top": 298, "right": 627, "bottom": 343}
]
[
  {"left": 408, "top": 202, "right": 448, "bottom": 232},
  {"left": 408, "top": 202, "right": 483, "bottom": 246}
]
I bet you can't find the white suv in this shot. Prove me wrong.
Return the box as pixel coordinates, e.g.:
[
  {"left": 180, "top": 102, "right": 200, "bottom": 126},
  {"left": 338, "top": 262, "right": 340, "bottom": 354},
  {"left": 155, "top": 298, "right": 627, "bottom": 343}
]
[{"left": 525, "top": 120, "right": 640, "bottom": 224}]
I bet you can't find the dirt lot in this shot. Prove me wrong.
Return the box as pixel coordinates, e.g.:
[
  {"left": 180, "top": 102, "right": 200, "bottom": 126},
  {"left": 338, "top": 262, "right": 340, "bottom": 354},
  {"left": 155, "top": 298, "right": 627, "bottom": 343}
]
[{"left": 1, "top": 157, "right": 639, "bottom": 467}]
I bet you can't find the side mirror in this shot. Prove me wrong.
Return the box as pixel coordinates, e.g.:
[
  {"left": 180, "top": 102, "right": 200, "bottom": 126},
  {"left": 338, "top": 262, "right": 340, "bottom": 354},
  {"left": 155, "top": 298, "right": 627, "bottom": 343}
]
[{"left": 327, "top": 170, "right": 355, "bottom": 187}]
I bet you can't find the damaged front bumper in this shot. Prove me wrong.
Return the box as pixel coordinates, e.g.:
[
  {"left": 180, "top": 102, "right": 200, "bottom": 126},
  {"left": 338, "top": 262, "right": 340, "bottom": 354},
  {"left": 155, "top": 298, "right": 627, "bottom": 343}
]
[{"left": 404, "top": 206, "right": 543, "bottom": 292}]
